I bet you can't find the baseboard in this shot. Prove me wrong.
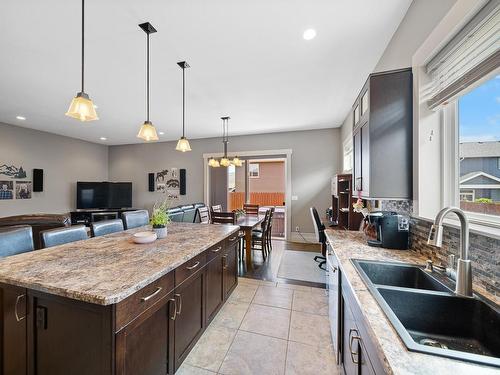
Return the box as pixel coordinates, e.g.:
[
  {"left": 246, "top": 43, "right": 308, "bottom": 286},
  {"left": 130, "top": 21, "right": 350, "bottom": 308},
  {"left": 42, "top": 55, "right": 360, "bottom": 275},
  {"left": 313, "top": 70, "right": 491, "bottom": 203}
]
[{"left": 289, "top": 232, "right": 316, "bottom": 243}]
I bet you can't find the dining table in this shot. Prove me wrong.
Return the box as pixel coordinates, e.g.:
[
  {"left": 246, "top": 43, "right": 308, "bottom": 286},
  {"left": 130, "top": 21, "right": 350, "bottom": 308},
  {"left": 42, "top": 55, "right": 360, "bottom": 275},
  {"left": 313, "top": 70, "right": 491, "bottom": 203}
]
[{"left": 236, "top": 214, "right": 265, "bottom": 269}]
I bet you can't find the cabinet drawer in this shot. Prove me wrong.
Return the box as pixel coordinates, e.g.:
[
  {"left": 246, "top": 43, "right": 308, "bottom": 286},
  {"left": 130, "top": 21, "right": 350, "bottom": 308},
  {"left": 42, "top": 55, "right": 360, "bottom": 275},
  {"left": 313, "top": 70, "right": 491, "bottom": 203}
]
[
  {"left": 115, "top": 271, "right": 174, "bottom": 332},
  {"left": 206, "top": 241, "right": 225, "bottom": 262},
  {"left": 175, "top": 252, "right": 208, "bottom": 286},
  {"left": 226, "top": 232, "right": 239, "bottom": 248}
]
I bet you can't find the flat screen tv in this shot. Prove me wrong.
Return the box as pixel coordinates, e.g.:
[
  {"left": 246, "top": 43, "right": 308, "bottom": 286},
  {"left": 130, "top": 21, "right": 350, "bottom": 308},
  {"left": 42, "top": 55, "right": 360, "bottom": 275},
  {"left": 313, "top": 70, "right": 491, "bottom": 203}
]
[{"left": 77, "top": 182, "right": 132, "bottom": 209}]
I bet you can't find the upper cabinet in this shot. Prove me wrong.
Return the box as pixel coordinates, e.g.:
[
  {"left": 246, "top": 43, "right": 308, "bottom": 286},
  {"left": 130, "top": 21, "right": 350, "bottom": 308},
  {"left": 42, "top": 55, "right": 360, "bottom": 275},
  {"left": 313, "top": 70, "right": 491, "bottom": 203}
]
[{"left": 352, "top": 68, "right": 413, "bottom": 199}]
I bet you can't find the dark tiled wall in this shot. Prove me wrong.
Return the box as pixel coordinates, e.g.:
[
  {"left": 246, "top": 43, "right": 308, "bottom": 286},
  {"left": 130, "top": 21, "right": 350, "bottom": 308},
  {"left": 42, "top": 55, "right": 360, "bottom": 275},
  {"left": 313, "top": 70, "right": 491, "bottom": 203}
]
[{"left": 379, "top": 200, "right": 499, "bottom": 297}]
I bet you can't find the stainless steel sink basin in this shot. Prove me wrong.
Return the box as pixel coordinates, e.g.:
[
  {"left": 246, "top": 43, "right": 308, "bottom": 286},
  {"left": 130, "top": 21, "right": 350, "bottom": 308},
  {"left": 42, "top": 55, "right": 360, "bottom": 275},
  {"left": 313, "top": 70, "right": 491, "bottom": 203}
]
[
  {"left": 355, "top": 260, "right": 451, "bottom": 292},
  {"left": 352, "top": 259, "right": 500, "bottom": 367}
]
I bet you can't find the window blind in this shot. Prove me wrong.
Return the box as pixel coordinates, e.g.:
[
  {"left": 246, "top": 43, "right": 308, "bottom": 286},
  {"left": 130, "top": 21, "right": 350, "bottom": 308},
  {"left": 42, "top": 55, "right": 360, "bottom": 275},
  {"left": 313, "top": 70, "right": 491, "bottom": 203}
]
[{"left": 426, "top": 0, "right": 500, "bottom": 109}]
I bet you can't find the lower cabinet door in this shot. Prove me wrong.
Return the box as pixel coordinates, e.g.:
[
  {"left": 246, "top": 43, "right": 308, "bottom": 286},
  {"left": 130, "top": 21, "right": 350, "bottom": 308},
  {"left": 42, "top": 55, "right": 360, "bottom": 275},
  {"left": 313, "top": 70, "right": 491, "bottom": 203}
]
[
  {"left": 206, "top": 256, "right": 224, "bottom": 323},
  {"left": 174, "top": 269, "right": 206, "bottom": 371},
  {"left": 223, "top": 243, "right": 238, "bottom": 299},
  {"left": 116, "top": 294, "right": 175, "bottom": 375},
  {"left": 342, "top": 295, "right": 359, "bottom": 375},
  {"left": 1, "top": 285, "right": 27, "bottom": 375},
  {"left": 326, "top": 247, "right": 340, "bottom": 363}
]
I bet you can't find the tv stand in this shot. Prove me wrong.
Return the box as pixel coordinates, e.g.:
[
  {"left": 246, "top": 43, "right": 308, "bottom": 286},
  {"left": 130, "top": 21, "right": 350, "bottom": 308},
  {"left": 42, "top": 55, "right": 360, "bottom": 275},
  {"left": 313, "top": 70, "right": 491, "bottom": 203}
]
[{"left": 70, "top": 208, "right": 141, "bottom": 226}]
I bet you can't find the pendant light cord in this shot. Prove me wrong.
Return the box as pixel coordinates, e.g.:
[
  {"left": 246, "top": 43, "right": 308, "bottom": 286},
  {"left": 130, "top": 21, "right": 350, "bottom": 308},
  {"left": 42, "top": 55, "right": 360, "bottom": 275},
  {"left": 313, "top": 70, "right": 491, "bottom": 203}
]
[
  {"left": 81, "top": 0, "right": 85, "bottom": 93},
  {"left": 147, "top": 32, "right": 150, "bottom": 122},
  {"left": 182, "top": 65, "right": 185, "bottom": 137}
]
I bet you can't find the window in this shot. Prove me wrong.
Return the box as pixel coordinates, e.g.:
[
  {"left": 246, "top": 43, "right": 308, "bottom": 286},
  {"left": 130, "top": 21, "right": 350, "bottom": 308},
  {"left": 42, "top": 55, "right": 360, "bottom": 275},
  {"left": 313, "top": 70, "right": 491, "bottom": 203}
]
[
  {"left": 457, "top": 75, "right": 500, "bottom": 219},
  {"left": 249, "top": 163, "right": 260, "bottom": 178},
  {"left": 343, "top": 138, "right": 353, "bottom": 172}
]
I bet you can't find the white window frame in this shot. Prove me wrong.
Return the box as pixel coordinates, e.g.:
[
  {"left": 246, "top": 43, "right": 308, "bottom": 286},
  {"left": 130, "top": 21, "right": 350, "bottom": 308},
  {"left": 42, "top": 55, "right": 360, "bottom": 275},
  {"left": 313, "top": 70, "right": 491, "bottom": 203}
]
[
  {"left": 248, "top": 163, "right": 260, "bottom": 178},
  {"left": 442, "top": 71, "right": 500, "bottom": 229}
]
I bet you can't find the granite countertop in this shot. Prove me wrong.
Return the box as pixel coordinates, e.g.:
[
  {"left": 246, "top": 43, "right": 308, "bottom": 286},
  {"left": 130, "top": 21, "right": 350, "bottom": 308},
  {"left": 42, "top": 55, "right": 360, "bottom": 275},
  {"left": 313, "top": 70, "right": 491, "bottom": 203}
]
[
  {"left": 0, "top": 223, "right": 239, "bottom": 306},
  {"left": 325, "top": 229, "right": 499, "bottom": 375}
]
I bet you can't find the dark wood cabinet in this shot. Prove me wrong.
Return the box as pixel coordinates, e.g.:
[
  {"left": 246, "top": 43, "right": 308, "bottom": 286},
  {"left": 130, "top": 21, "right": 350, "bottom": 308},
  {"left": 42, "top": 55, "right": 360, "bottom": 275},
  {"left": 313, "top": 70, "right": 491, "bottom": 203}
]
[
  {"left": 352, "top": 68, "right": 413, "bottom": 199},
  {"left": 0, "top": 285, "right": 27, "bottom": 375},
  {"left": 116, "top": 294, "right": 175, "bottom": 375},
  {"left": 206, "top": 255, "right": 224, "bottom": 323},
  {"left": 331, "top": 174, "right": 363, "bottom": 231},
  {"left": 173, "top": 267, "right": 206, "bottom": 371},
  {"left": 223, "top": 242, "right": 238, "bottom": 299}
]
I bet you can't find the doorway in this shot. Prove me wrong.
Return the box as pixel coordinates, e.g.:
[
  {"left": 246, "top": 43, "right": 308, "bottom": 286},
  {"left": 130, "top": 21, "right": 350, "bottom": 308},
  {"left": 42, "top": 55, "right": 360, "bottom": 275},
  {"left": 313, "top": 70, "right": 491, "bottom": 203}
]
[{"left": 205, "top": 150, "right": 291, "bottom": 240}]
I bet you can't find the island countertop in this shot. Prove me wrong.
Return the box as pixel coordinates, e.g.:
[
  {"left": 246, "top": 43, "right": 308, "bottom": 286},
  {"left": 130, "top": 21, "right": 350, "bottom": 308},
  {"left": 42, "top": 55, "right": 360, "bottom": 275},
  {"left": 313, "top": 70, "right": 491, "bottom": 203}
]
[
  {"left": 0, "top": 223, "right": 239, "bottom": 306},
  {"left": 325, "top": 229, "right": 499, "bottom": 375}
]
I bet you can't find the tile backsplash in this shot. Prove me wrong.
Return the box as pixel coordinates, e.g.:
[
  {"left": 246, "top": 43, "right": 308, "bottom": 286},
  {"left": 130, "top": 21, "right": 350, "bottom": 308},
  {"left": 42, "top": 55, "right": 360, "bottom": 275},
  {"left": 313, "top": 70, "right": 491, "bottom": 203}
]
[{"left": 378, "top": 199, "right": 499, "bottom": 297}]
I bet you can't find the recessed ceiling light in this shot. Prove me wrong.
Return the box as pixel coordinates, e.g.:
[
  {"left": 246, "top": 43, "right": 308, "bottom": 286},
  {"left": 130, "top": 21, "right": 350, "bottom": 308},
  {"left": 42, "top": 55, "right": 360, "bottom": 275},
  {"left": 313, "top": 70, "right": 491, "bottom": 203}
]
[
  {"left": 303, "top": 29, "right": 316, "bottom": 40},
  {"left": 100, "top": 137, "right": 107, "bottom": 141},
  {"left": 16, "top": 116, "right": 26, "bottom": 120},
  {"left": 158, "top": 131, "right": 165, "bottom": 135}
]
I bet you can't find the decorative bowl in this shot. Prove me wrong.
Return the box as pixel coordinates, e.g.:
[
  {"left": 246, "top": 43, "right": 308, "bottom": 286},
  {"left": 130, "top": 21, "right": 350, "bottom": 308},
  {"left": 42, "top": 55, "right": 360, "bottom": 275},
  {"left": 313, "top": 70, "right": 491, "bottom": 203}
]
[{"left": 133, "top": 231, "right": 157, "bottom": 244}]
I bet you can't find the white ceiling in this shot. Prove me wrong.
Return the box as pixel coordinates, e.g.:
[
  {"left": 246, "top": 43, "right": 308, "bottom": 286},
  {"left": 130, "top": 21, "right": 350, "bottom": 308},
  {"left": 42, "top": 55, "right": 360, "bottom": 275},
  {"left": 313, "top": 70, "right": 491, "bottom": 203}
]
[{"left": 0, "top": 0, "right": 411, "bottom": 145}]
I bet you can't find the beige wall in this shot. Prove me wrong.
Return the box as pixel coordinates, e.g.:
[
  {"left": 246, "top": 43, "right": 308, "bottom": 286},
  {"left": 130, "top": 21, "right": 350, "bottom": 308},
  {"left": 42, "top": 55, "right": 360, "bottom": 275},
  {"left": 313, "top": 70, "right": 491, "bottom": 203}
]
[
  {"left": 235, "top": 161, "right": 285, "bottom": 193},
  {"left": 109, "top": 128, "right": 340, "bottom": 233},
  {"left": 0, "top": 123, "right": 108, "bottom": 217},
  {"left": 339, "top": 0, "right": 457, "bottom": 172}
]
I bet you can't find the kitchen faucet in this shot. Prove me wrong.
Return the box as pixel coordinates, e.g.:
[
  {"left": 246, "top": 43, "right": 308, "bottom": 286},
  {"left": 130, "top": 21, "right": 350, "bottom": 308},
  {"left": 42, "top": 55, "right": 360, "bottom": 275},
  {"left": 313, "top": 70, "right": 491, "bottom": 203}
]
[{"left": 427, "top": 207, "right": 472, "bottom": 297}]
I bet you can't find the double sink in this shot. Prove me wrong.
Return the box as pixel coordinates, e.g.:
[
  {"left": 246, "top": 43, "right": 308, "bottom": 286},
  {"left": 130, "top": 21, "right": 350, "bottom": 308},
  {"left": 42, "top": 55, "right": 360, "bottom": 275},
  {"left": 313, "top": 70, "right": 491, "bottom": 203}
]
[{"left": 352, "top": 260, "right": 500, "bottom": 367}]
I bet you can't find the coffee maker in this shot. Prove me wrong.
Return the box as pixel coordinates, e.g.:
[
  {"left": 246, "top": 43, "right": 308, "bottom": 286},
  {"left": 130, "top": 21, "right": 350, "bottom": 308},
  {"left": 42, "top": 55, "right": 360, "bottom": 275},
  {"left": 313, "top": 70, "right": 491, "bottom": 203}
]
[{"left": 365, "top": 211, "right": 409, "bottom": 249}]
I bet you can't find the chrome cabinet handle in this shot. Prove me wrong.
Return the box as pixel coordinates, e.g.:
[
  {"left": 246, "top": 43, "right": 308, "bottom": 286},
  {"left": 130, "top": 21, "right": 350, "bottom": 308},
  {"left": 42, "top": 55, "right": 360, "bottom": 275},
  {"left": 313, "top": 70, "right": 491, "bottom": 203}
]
[
  {"left": 186, "top": 261, "right": 200, "bottom": 270},
  {"left": 222, "top": 255, "right": 228, "bottom": 270},
  {"left": 15, "top": 294, "right": 26, "bottom": 322},
  {"left": 349, "top": 328, "right": 361, "bottom": 364},
  {"left": 174, "top": 293, "right": 182, "bottom": 315},
  {"left": 140, "top": 287, "right": 162, "bottom": 302},
  {"left": 330, "top": 265, "right": 338, "bottom": 273},
  {"left": 229, "top": 236, "right": 237, "bottom": 241},
  {"left": 212, "top": 246, "right": 222, "bottom": 253},
  {"left": 169, "top": 298, "right": 177, "bottom": 320}
]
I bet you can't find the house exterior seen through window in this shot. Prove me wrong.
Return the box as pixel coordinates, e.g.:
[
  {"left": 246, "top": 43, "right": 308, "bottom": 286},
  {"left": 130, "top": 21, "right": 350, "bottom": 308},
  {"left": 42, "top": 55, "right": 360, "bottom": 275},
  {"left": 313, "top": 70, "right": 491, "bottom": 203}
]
[
  {"left": 458, "top": 75, "right": 500, "bottom": 217},
  {"left": 249, "top": 163, "right": 260, "bottom": 178}
]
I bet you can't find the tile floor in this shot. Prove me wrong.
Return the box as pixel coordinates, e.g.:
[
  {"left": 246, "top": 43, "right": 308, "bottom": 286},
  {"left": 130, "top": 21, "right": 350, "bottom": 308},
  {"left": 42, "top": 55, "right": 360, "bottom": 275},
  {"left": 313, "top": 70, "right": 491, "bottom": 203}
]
[{"left": 178, "top": 278, "right": 340, "bottom": 375}]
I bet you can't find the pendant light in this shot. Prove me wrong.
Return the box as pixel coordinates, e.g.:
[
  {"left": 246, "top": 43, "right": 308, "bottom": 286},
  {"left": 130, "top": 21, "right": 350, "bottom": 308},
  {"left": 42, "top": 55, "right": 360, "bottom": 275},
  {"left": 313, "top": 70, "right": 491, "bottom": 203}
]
[
  {"left": 175, "top": 61, "right": 192, "bottom": 152},
  {"left": 137, "top": 22, "right": 159, "bottom": 142},
  {"left": 65, "top": 0, "right": 98, "bottom": 122},
  {"left": 219, "top": 116, "right": 231, "bottom": 167},
  {"left": 208, "top": 157, "right": 220, "bottom": 167}
]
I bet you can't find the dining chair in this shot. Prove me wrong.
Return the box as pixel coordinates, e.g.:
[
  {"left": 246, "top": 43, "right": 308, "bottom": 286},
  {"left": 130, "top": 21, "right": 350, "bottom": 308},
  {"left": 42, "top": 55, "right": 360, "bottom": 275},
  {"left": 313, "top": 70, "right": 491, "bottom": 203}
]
[
  {"left": 266, "top": 207, "right": 275, "bottom": 252},
  {"left": 41, "top": 225, "right": 88, "bottom": 248},
  {"left": 310, "top": 207, "right": 327, "bottom": 270},
  {"left": 91, "top": 219, "right": 124, "bottom": 237},
  {"left": 0, "top": 226, "right": 34, "bottom": 257},
  {"left": 211, "top": 204, "right": 222, "bottom": 213},
  {"left": 122, "top": 210, "right": 150, "bottom": 230},
  {"left": 195, "top": 206, "right": 210, "bottom": 224},
  {"left": 251, "top": 209, "right": 270, "bottom": 260},
  {"left": 243, "top": 203, "right": 259, "bottom": 215},
  {"left": 211, "top": 211, "right": 236, "bottom": 225}
]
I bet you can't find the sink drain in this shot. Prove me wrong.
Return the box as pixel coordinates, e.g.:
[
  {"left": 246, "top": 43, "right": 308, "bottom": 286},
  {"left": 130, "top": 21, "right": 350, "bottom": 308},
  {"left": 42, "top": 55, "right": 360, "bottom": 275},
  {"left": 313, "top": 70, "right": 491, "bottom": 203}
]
[{"left": 419, "top": 338, "right": 448, "bottom": 349}]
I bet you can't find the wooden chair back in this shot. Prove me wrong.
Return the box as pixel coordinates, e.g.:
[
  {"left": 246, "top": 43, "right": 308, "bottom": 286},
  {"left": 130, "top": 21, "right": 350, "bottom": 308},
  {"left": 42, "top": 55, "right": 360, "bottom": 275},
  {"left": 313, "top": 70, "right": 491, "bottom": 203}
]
[
  {"left": 211, "top": 205, "right": 222, "bottom": 213},
  {"left": 211, "top": 211, "right": 236, "bottom": 225},
  {"left": 243, "top": 203, "right": 259, "bottom": 215},
  {"left": 196, "top": 206, "right": 210, "bottom": 224}
]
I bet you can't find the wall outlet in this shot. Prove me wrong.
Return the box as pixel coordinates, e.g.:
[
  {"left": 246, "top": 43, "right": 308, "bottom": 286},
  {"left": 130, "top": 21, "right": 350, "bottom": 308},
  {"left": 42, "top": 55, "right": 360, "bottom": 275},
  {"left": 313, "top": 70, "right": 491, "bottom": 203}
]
[{"left": 295, "top": 226, "right": 300, "bottom": 232}]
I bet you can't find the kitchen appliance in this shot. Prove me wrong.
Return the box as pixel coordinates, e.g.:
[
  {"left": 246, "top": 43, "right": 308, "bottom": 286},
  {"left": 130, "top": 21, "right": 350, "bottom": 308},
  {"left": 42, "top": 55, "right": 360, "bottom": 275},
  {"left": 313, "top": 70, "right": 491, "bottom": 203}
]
[{"left": 365, "top": 211, "right": 409, "bottom": 249}]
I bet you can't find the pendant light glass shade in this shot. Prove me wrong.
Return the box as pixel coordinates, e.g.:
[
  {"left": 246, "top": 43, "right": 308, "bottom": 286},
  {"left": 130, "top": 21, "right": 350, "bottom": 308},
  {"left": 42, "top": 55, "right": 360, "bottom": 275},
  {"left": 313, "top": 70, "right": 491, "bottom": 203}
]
[
  {"left": 232, "top": 156, "right": 242, "bottom": 167},
  {"left": 66, "top": 92, "right": 98, "bottom": 121},
  {"left": 176, "top": 137, "right": 192, "bottom": 152},
  {"left": 66, "top": 0, "right": 98, "bottom": 122},
  {"left": 208, "top": 157, "right": 220, "bottom": 167},
  {"left": 220, "top": 157, "right": 231, "bottom": 167},
  {"left": 137, "top": 121, "right": 159, "bottom": 141}
]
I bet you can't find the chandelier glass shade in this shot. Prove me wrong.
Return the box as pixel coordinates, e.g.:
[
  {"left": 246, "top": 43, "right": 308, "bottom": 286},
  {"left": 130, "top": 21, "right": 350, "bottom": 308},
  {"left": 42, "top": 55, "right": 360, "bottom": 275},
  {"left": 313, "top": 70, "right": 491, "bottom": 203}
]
[{"left": 208, "top": 117, "right": 242, "bottom": 168}]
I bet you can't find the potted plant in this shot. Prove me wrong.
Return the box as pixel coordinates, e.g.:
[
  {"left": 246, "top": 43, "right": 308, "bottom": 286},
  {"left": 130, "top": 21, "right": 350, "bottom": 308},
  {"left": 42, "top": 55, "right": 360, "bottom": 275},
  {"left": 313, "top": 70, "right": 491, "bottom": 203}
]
[{"left": 150, "top": 198, "right": 171, "bottom": 239}]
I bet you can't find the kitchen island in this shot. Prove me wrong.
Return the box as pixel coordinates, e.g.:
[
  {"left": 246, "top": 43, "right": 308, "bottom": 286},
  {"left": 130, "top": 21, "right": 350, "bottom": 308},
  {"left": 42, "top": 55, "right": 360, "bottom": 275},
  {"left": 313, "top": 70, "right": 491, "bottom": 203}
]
[{"left": 0, "top": 222, "right": 240, "bottom": 375}]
